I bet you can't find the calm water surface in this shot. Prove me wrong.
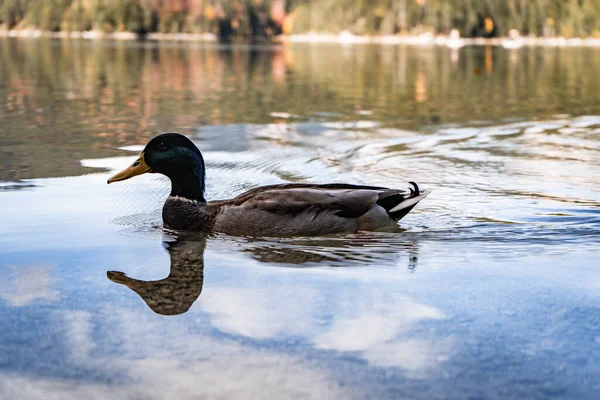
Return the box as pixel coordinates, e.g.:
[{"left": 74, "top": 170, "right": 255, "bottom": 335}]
[{"left": 1, "top": 38, "right": 600, "bottom": 399}]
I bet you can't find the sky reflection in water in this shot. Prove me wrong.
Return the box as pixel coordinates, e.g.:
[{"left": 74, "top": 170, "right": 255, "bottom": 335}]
[{"left": 1, "top": 39, "right": 600, "bottom": 399}]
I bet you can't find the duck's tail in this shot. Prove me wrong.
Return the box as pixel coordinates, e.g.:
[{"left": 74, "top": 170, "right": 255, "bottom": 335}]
[{"left": 378, "top": 182, "right": 431, "bottom": 221}]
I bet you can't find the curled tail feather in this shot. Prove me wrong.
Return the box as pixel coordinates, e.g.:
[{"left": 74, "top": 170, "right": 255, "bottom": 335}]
[{"left": 376, "top": 182, "right": 430, "bottom": 221}]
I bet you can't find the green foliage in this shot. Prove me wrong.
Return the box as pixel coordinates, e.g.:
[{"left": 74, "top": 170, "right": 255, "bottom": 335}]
[
  {"left": 290, "top": 0, "right": 600, "bottom": 38},
  {"left": 0, "top": 0, "right": 34, "bottom": 28},
  {"left": 22, "top": 0, "right": 71, "bottom": 31}
]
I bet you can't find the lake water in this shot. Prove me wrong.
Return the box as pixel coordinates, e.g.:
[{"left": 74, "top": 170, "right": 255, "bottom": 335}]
[{"left": 1, "top": 38, "right": 599, "bottom": 399}]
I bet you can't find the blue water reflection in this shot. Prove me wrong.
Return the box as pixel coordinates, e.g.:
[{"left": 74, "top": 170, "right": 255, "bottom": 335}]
[
  {"left": 1, "top": 39, "right": 600, "bottom": 399},
  {"left": 1, "top": 166, "right": 599, "bottom": 398}
]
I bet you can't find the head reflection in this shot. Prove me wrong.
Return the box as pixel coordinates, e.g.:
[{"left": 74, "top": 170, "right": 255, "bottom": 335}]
[
  {"left": 107, "top": 233, "right": 420, "bottom": 316},
  {"left": 107, "top": 234, "right": 207, "bottom": 316}
]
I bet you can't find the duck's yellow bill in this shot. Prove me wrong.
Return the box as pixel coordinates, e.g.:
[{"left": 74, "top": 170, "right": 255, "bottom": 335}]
[{"left": 107, "top": 152, "right": 151, "bottom": 184}]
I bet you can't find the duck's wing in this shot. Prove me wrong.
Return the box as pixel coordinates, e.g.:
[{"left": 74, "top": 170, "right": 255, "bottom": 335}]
[{"left": 225, "top": 182, "right": 425, "bottom": 219}]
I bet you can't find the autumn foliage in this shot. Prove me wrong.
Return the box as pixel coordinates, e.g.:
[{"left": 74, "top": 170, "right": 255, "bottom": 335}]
[{"left": 1, "top": 0, "right": 599, "bottom": 39}]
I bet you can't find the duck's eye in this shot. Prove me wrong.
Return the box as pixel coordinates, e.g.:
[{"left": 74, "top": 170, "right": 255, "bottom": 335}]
[{"left": 158, "top": 142, "right": 168, "bottom": 151}]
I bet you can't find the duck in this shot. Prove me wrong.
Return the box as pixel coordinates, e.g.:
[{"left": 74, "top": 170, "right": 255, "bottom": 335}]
[{"left": 107, "top": 133, "right": 430, "bottom": 236}]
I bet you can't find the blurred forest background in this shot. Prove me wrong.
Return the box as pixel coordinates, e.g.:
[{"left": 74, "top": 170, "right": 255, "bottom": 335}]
[{"left": 1, "top": 0, "right": 600, "bottom": 40}]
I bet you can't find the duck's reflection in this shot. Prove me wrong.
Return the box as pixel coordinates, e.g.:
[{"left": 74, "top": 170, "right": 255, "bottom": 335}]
[
  {"left": 107, "top": 233, "right": 419, "bottom": 316},
  {"left": 240, "top": 235, "right": 420, "bottom": 266},
  {"left": 107, "top": 235, "right": 206, "bottom": 316}
]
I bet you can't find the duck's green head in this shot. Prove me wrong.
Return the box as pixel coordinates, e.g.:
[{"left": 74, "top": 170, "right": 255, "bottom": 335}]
[{"left": 108, "top": 133, "right": 206, "bottom": 202}]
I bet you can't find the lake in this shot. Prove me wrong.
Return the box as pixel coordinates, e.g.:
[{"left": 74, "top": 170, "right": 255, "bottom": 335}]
[{"left": 1, "top": 38, "right": 599, "bottom": 399}]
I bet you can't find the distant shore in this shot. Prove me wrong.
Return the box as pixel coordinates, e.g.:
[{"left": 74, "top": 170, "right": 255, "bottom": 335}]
[
  {"left": 0, "top": 29, "right": 219, "bottom": 42},
  {"left": 284, "top": 32, "right": 600, "bottom": 48},
  {"left": 3, "top": 28, "right": 600, "bottom": 48}
]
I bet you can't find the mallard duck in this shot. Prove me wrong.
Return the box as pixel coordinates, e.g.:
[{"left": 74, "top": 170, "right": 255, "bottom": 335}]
[{"left": 107, "top": 133, "right": 430, "bottom": 236}]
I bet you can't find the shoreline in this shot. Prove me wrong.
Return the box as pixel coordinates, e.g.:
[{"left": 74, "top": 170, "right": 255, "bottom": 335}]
[
  {"left": 0, "top": 29, "right": 219, "bottom": 42},
  {"left": 2, "top": 28, "right": 600, "bottom": 48},
  {"left": 284, "top": 32, "right": 600, "bottom": 48}
]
